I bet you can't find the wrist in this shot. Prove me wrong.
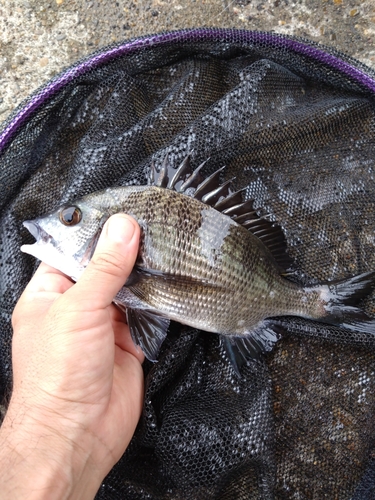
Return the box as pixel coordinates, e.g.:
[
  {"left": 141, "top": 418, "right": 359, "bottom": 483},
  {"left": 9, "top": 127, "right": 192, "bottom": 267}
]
[{"left": 0, "top": 402, "right": 102, "bottom": 500}]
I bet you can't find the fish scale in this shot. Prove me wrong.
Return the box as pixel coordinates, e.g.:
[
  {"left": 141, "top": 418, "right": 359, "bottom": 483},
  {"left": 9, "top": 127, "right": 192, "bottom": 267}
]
[{"left": 21, "top": 158, "right": 375, "bottom": 371}]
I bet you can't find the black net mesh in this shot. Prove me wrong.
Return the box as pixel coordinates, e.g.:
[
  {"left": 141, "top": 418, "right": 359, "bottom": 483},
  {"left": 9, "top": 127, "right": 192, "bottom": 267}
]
[{"left": 1, "top": 29, "right": 375, "bottom": 499}]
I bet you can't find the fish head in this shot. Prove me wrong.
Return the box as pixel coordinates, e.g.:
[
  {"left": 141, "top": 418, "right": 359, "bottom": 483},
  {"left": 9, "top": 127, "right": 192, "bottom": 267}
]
[{"left": 21, "top": 199, "right": 107, "bottom": 281}]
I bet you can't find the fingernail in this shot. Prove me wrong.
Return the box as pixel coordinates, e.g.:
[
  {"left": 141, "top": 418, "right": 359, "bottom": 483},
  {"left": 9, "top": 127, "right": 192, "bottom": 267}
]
[{"left": 106, "top": 215, "right": 136, "bottom": 244}]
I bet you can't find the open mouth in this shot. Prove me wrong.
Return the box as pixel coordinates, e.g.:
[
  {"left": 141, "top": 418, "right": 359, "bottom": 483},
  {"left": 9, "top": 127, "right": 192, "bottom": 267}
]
[
  {"left": 21, "top": 219, "right": 84, "bottom": 282},
  {"left": 23, "top": 220, "right": 52, "bottom": 244}
]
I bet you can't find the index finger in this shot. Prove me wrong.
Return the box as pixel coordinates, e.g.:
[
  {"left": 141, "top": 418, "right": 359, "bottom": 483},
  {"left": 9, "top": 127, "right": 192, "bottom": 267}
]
[{"left": 23, "top": 262, "right": 74, "bottom": 295}]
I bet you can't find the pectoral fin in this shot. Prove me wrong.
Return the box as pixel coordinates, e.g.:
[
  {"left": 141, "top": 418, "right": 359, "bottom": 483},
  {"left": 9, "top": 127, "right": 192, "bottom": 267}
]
[
  {"left": 126, "top": 308, "right": 170, "bottom": 362},
  {"left": 222, "top": 321, "right": 284, "bottom": 376}
]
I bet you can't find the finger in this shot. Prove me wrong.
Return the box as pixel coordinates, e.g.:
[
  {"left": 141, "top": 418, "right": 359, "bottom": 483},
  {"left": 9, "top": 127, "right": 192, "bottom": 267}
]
[
  {"left": 68, "top": 214, "right": 140, "bottom": 310},
  {"left": 24, "top": 263, "right": 74, "bottom": 294},
  {"left": 32, "top": 262, "right": 67, "bottom": 279},
  {"left": 13, "top": 264, "right": 75, "bottom": 329},
  {"left": 109, "top": 305, "right": 145, "bottom": 363}
]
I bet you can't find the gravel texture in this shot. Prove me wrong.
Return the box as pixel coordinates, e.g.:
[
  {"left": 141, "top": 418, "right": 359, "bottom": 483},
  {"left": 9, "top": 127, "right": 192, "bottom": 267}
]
[{"left": 0, "top": 0, "right": 375, "bottom": 122}]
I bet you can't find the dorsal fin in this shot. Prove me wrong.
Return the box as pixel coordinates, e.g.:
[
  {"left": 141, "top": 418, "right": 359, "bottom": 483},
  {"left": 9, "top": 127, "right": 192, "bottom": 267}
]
[
  {"left": 148, "top": 155, "right": 293, "bottom": 272},
  {"left": 178, "top": 159, "right": 207, "bottom": 193},
  {"left": 168, "top": 155, "right": 194, "bottom": 191},
  {"left": 193, "top": 166, "right": 226, "bottom": 201},
  {"left": 201, "top": 179, "right": 233, "bottom": 206},
  {"left": 214, "top": 189, "right": 245, "bottom": 211},
  {"left": 218, "top": 191, "right": 293, "bottom": 271},
  {"left": 154, "top": 155, "right": 171, "bottom": 188},
  {"left": 149, "top": 154, "right": 206, "bottom": 194}
]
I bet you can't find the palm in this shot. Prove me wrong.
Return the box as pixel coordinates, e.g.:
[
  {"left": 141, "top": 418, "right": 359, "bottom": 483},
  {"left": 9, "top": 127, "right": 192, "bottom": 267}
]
[{"left": 12, "top": 263, "right": 144, "bottom": 471}]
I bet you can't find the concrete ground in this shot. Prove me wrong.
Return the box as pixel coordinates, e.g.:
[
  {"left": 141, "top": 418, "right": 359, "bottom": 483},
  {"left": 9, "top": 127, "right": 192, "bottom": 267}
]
[{"left": 0, "top": 0, "right": 375, "bottom": 122}]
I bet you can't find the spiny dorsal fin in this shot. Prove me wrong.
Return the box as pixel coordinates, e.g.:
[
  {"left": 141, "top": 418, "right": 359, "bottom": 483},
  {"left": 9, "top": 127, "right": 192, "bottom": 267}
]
[
  {"left": 149, "top": 154, "right": 205, "bottom": 192},
  {"left": 149, "top": 154, "right": 227, "bottom": 202},
  {"left": 149, "top": 155, "right": 293, "bottom": 271},
  {"left": 168, "top": 155, "right": 195, "bottom": 191},
  {"left": 155, "top": 155, "right": 170, "bottom": 188},
  {"left": 193, "top": 166, "right": 226, "bottom": 201}
]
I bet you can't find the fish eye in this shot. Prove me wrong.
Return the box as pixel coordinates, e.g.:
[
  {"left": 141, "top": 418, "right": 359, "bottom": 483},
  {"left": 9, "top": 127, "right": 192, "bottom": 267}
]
[{"left": 59, "top": 206, "right": 82, "bottom": 226}]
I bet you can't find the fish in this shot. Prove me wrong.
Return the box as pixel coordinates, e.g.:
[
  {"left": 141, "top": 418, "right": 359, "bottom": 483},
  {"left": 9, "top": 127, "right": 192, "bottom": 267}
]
[{"left": 21, "top": 156, "right": 375, "bottom": 373}]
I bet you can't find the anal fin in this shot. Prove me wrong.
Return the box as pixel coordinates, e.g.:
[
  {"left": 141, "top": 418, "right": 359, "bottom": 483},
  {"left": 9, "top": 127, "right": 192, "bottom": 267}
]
[
  {"left": 222, "top": 321, "right": 284, "bottom": 376},
  {"left": 126, "top": 308, "right": 170, "bottom": 362}
]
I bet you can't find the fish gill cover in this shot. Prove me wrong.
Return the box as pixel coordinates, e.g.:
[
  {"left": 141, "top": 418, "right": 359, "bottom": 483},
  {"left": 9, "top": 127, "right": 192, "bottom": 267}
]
[{"left": 1, "top": 29, "right": 375, "bottom": 499}]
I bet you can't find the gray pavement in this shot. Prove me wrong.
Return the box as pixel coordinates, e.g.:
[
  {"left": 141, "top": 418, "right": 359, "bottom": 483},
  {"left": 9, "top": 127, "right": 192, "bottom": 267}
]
[{"left": 0, "top": 0, "right": 375, "bottom": 121}]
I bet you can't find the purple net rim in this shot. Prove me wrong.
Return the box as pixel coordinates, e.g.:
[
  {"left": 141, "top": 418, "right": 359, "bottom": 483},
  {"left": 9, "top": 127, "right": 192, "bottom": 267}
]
[{"left": 1, "top": 27, "right": 375, "bottom": 153}]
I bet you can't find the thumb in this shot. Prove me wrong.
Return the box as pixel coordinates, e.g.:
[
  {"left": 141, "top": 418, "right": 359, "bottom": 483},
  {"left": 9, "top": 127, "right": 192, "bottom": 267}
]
[{"left": 72, "top": 214, "right": 140, "bottom": 309}]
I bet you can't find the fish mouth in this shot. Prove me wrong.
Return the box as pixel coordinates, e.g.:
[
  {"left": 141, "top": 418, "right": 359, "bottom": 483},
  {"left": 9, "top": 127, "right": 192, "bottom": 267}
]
[
  {"left": 23, "top": 220, "right": 52, "bottom": 244},
  {"left": 21, "top": 220, "right": 55, "bottom": 260},
  {"left": 21, "top": 220, "right": 83, "bottom": 281}
]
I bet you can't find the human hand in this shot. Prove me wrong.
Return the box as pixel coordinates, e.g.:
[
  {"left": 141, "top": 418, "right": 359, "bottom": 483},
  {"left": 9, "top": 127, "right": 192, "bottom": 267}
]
[{"left": 0, "top": 214, "right": 144, "bottom": 500}]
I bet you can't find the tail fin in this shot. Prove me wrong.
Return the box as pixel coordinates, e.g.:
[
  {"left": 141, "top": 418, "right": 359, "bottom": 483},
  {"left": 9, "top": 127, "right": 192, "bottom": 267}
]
[{"left": 318, "top": 271, "right": 375, "bottom": 334}]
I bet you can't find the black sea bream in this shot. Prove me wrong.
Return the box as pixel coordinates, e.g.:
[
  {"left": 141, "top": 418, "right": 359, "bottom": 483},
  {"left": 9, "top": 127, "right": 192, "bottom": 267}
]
[{"left": 21, "top": 156, "right": 375, "bottom": 371}]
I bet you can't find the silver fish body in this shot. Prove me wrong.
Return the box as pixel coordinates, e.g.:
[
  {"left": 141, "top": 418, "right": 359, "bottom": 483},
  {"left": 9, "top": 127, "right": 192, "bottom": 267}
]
[
  {"left": 21, "top": 159, "right": 375, "bottom": 366},
  {"left": 107, "top": 185, "right": 319, "bottom": 333}
]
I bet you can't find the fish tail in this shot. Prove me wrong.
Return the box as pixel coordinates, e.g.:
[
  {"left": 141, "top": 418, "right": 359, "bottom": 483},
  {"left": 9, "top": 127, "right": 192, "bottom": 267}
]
[{"left": 317, "top": 271, "right": 375, "bottom": 334}]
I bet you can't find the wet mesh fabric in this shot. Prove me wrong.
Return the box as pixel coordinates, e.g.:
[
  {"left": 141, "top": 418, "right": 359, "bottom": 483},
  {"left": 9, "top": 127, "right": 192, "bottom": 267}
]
[{"left": 1, "top": 29, "right": 375, "bottom": 499}]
